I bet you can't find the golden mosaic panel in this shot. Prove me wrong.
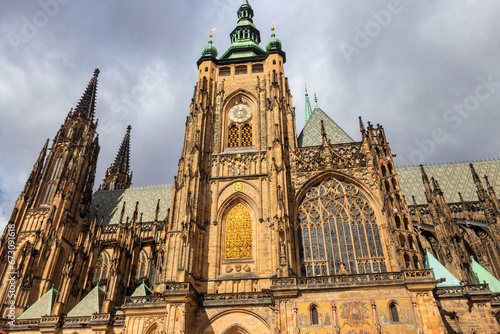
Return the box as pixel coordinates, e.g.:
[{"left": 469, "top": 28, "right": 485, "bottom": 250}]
[
  {"left": 233, "top": 182, "right": 244, "bottom": 192},
  {"left": 225, "top": 204, "right": 252, "bottom": 260}
]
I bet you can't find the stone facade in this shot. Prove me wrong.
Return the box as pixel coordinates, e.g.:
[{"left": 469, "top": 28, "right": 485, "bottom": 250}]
[{"left": 1, "top": 1, "right": 500, "bottom": 333}]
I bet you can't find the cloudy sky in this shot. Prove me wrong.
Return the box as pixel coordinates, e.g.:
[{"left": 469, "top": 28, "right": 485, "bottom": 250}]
[{"left": 1, "top": 0, "right": 500, "bottom": 230}]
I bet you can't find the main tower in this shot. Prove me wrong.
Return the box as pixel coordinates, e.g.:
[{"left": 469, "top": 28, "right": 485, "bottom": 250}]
[{"left": 162, "top": 0, "right": 297, "bottom": 291}]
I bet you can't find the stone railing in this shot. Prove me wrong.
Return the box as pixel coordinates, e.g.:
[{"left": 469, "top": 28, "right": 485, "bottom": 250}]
[
  {"left": 404, "top": 269, "right": 433, "bottom": 280},
  {"left": 40, "top": 315, "right": 62, "bottom": 327},
  {"left": 163, "top": 282, "right": 191, "bottom": 294},
  {"left": 91, "top": 313, "right": 112, "bottom": 324},
  {"left": 491, "top": 293, "right": 500, "bottom": 305},
  {"left": 202, "top": 291, "right": 272, "bottom": 306},
  {"left": 123, "top": 295, "right": 165, "bottom": 307},
  {"left": 63, "top": 316, "right": 92, "bottom": 327},
  {"left": 271, "top": 269, "right": 433, "bottom": 290},
  {"left": 271, "top": 278, "right": 297, "bottom": 289},
  {"left": 434, "top": 284, "right": 490, "bottom": 297},
  {"left": 0, "top": 318, "right": 10, "bottom": 328},
  {"left": 114, "top": 314, "right": 126, "bottom": 324},
  {"left": 12, "top": 318, "right": 41, "bottom": 327}
]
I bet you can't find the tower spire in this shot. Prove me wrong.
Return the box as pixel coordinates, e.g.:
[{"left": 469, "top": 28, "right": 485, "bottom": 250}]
[
  {"left": 219, "top": 0, "right": 265, "bottom": 60},
  {"left": 73, "top": 68, "right": 99, "bottom": 121},
  {"left": 101, "top": 125, "right": 133, "bottom": 191},
  {"left": 305, "top": 85, "right": 312, "bottom": 122}
]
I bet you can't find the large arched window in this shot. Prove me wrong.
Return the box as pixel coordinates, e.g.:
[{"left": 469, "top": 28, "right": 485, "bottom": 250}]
[
  {"left": 225, "top": 204, "right": 252, "bottom": 260},
  {"left": 136, "top": 249, "right": 148, "bottom": 281},
  {"left": 42, "top": 153, "right": 64, "bottom": 204},
  {"left": 93, "top": 251, "right": 110, "bottom": 284},
  {"left": 311, "top": 306, "right": 319, "bottom": 325},
  {"left": 297, "top": 178, "right": 386, "bottom": 276},
  {"left": 389, "top": 302, "right": 400, "bottom": 323}
]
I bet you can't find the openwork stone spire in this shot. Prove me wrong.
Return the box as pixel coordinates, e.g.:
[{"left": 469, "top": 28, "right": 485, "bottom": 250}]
[
  {"left": 73, "top": 68, "right": 99, "bottom": 121},
  {"left": 101, "top": 125, "right": 133, "bottom": 191}
]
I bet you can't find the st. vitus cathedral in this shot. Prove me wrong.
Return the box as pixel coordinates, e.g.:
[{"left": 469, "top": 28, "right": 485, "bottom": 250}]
[{"left": 2, "top": 2, "right": 500, "bottom": 333}]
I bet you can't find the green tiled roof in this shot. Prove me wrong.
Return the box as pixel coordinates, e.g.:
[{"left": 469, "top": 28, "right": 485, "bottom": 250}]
[
  {"left": 131, "top": 281, "right": 153, "bottom": 297},
  {"left": 17, "top": 287, "right": 59, "bottom": 319},
  {"left": 471, "top": 256, "right": 500, "bottom": 292},
  {"left": 397, "top": 160, "right": 500, "bottom": 204},
  {"left": 424, "top": 249, "right": 461, "bottom": 287},
  {"left": 67, "top": 285, "right": 107, "bottom": 317},
  {"left": 297, "top": 107, "right": 355, "bottom": 147},
  {"left": 90, "top": 185, "right": 173, "bottom": 225}
]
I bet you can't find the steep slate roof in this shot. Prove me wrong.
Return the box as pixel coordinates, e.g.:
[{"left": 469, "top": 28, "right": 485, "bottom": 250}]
[
  {"left": 471, "top": 256, "right": 500, "bottom": 292},
  {"left": 67, "top": 285, "right": 107, "bottom": 317},
  {"left": 297, "top": 108, "right": 500, "bottom": 204},
  {"left": 424, "top": 249, "right": 461, "bottom": 287},
  {"left": 297, "top": 107, "right": 355, "bottom": 147},
  {"left": 397, "top": 160, "right": 500, "bottom": 204},
  {"left": 131, "top": 281, "right": 153, "bottom": 297},
  {"left": 17, "top": 287, "right": 59, "bottom": 319},
  {"left": 90, "top": 185, "right": 173, "bottom": 225}
]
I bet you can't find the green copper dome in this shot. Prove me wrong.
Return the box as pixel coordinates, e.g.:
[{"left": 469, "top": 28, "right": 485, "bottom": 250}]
[
  {"left": 266, "top": 31, "right": 282, "bottom": 51},
  {"left": 201, "top": 39, "right": 218, "bottom": 58}
]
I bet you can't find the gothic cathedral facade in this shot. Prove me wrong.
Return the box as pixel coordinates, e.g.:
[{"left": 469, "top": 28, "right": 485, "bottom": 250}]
[{"left": 2, "top": 1, "right": 500, "bottom": 333}]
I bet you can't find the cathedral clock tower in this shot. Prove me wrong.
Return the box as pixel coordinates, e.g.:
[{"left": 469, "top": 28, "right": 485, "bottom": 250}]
[{"left": 161, "top": 0, "right": 298, "bottom": 294}]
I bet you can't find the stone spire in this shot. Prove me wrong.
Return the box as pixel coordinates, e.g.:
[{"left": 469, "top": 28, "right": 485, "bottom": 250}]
[
  {"left": 73, "top": 68, "right": 99, "bottom": 121},
  {"left": 101, "top": 125, "right": 133, "bottom": 191}
]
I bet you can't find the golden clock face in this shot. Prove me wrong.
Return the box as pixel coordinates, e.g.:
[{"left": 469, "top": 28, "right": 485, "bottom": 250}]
[{"left": 229, "top": 104, "right": 252, "bottom": 123}]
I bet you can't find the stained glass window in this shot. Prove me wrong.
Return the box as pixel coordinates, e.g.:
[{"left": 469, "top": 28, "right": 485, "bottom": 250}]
[
  {"left": 136, "top": 249, "right": 148, "bottom": 280},
  {"left": 93, "top": 251, "right": 110, "bottom": 284},
  {"left": 297, "top": 178, "right": 386, "bottom": 276}
]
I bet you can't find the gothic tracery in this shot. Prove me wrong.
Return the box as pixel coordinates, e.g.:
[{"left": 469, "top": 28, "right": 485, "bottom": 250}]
[{"left": 297, "top": 178, "right": 386, "bottom": 276}]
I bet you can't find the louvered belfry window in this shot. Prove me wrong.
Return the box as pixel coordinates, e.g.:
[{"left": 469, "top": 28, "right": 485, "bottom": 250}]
[
  {"left": 241, "top": 124, "right": 252, "bottom": 146},
  {"left": 297, "top": 178, "right": 386, "bottom": 277},
  {"left": 227, "top": 124, "right": 252, "bottom": 147},
  {"left": 228, "top": 125, "right": 239, "bottom": 147}
]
